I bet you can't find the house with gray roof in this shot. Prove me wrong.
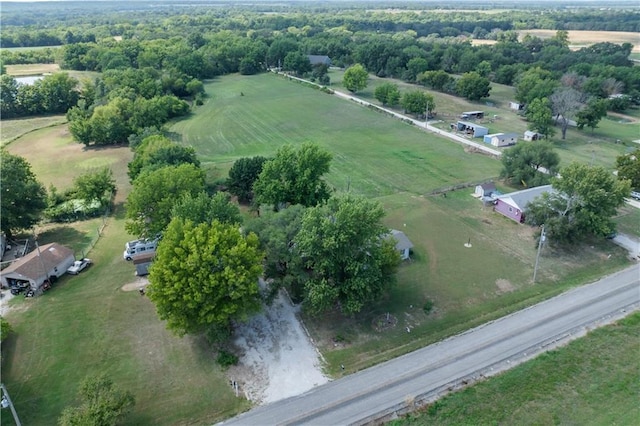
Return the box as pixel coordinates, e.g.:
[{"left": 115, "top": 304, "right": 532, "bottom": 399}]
[
  {"left": 307, "top": 55, "right": 331, "bottom": 66},
  {"left": 387, "top": 229, "right": 414, "bottom": 261},
  {"left": 1, "top": 243, "right": 74, "bottom": 292},
  {"left": 494, "top": 185, "right": 552, "bottom": 223}
]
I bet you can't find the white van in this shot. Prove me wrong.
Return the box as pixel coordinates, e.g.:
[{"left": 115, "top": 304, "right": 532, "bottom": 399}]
[{"left": 123, "top": 239, "right": 158, "bottom": 261}]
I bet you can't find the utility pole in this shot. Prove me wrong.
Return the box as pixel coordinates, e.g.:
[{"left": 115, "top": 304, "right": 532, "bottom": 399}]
[
  {"left": 533, "top": 224, "right": 546, "bottom": 283},
  {"left": 1, "top": 383, "right": 22, "bottom": 426}
]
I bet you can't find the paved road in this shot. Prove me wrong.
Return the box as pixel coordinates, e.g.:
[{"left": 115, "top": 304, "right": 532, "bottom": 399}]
[{"left": 220, "top": 264, "right": 639, "bottom": 425}]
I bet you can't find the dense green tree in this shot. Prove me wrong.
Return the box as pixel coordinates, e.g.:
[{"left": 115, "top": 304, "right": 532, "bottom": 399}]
[
  {"left": 401, "top": 90, "right": 435, "bottom": 117},
  {"left": 418, "top": 70, "right": 454, "bottom": 92},
  {"left": 38, "top": 73, "right": 79, "bottom": 113},
  {"left": 244, "top": 204, "right": 307, "bottom": 300},
  {"left": 148, "top": 218, "right": 263, "bottom": 336},
  {"left": 0, "top": 316, "right": 12, "bottom": 343},
  {"left": 0, "top": 150, "right": 47, "bottom": 240},
  {"left": 171, "top": 192, "right": 241, "bottom": 226},
  {"left": 455, "top": 72, "right": 491, "bottom": 101},
  {"left": 125, "top": 163, "right": 205, "bottom": 237},
  {"left": 343, "top": 63, "right": 368, "bottom": 93},
  {"left": 576, "top": 98, "right": 608, "bottom": 134},
  {"left": 254, "top": 143, "right": 332, "bottom": 209},
  {"left": 525, "top": 163, "right": 630, "bottom": 243},
  {"left": 226, "top": 156, "right": 268, "bottom": 204},
  {"left": 128, "top": 136, "right": 199, "bottom": 182},
  {"left": 310, "top": 63, "right": 330, "bottom": 85},
  {"left": 72, "top": 167, "right": 116, "bottom": 206},
  {"left": 374, "top": 82, "right": 401, "bottom": 106},
  {"left": 616, "top": 149, "right": 640, "bottom": 190},
  {"left": 0, "top": 75, "right": 19, "bottom": 117},
  {"left": 525, "top": 97, "right": 556, "bottom": 139},
  {"left": 58, "top": 373, "right": 134, "bottom": 426},
  {"left": 500, "top": 141, "right": 560, "bottom": 188},
  {"left": 515, "top": 67, "right": 559, "bottom": 106},
  {"left": 294, "top": 194, "right": 400, "bottom": 314},
  {"left": 283, "top": 51, "right": 312, "bottom": 76}
]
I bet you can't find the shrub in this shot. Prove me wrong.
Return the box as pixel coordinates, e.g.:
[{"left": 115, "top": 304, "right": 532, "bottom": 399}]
[
  {"left": 217, "top": 350, "right": 239, "bottom": 367},
  {"left": 423, "top": 299, "right": 434, "bottom": 315}
]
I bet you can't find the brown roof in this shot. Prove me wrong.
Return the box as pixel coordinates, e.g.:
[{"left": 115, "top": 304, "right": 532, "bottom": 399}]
[{"left": 1, "top": 243, "right": 74, "bottom": 281}]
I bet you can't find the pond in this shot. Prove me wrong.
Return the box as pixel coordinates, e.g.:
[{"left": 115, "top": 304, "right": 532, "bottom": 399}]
[{"left": 15, "top": 75, "right": 44, "bottom": 85}]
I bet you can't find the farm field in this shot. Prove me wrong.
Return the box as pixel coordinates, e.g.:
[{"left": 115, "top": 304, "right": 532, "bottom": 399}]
[
  {"left": 391, "top": 312, "right": 640, "bottom": 425},
  {"left": 328, "top": 69, "right": 637, "bottom": 171},
  {"left": 472, "top": 30, "right": 640, "bottom": 53},
  {"left": 5, "top": 63, "right": 60, "bottom": 76}
]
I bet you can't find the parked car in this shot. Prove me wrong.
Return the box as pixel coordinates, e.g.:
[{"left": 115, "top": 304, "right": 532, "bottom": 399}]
[
  {"left": 67, "top": 258, "right": 92, "bottom": 275},
  {"left": 630, "top": 191, "right": 640, "bottom": 201}
]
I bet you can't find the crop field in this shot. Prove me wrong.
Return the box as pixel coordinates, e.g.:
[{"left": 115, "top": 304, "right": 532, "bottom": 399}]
[
  {"left": 171, "top": 73, "right": 501, "bottom": 198},
  {"left": 392, "top": 312, "right": 640, "bottom": 425}
]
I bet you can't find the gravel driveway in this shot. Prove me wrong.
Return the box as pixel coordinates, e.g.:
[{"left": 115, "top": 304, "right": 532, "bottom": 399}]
[{"left": 228, "top": 289, "right": 329, "bottom": 404}]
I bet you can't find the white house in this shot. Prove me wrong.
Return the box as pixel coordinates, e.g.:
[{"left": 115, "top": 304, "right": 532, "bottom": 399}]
[{"left": 0, "top": 243, "right": 74, "bottom": 292}]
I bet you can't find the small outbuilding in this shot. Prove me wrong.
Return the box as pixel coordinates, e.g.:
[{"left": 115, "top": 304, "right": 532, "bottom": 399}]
[
  {"left": 460, "top": 111, "right": 484, "bottom": 119},
  {"left": 133, "top": 252, "right": 155, "bottom": 276},
  {"left": 524, "top": 131, "right": 541, "bottom": 141},
  {"left": 483, "top": 132, "right": 519, "bottom": 147},
  {"left": 387, "top": 229, "right": 414, "bottom": 261},
  {"left": 307, "top": 55, "right": 331, "bottom": 66},
  {"left": 509, "top": 101, "right": 524, "bottom": 111},
  {"left": 475, "top": 182, "right": 497, "bottom": 198},
  {"left": 456, "top": 121, "right": 489, "bottom": 138},
  {"left": 0, "top": 243, "right": 74, "bottom": 292},
  {"left": 494, "top": 185, "right": 552, "bottom": 223}
]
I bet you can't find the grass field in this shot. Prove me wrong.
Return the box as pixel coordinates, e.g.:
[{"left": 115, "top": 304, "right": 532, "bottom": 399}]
[
  {"left": 1, "top": 115, "right": 67, "bottom": 145},
  {"left": 614, "top": 205, "right": 640, "bottom": 237},
  {"left": 171, "top": 73, "right": 501, "bottom": 198},
  {"left": 5, "top": 63, "right": 60, "bottom": 76},
  {"left": 2, "top": 127, "right": 248, "bottom": 425},
  {"left": 391, "top": 312, "right": 640, "bottom": 425},
  {"left": 328, "top": 69, "right": 637, "bottom": 171}
]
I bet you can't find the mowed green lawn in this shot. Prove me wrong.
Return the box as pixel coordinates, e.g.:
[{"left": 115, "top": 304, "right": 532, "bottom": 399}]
[
  {"left": 2, "top": 125, "right": 248, "bottom": 425},
  {"left": 171, "top": 73, "right": 501, "bottom": 198},
  {"left": 392, "top": 312, "right": 640, "bottom": 425}
]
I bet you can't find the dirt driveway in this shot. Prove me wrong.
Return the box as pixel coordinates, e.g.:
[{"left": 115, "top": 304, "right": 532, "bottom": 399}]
[{"left": 228, "top": 290, "right": 329, "bottom": 404}]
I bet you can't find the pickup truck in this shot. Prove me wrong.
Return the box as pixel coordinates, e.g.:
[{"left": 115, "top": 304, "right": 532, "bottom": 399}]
[{"left": 67, "top": 258, "right": 92, "bottom": 275}]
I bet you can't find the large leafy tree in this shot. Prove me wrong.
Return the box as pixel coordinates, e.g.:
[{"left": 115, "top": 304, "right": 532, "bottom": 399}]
[
  {"left": 0, "top": 150, "right": 47, "bottom": 239},
  {"left": 58, "top": 373, "right": 135, "bottom": 426},
  {"left": 73, "top": 167, "right": 116, "bottom": 206},
  {"left": 294, "top": 194, "right": 400, "bottom": 315},
  {"left": 253, "top": 143, "right": 332, "bottom": 209},
  {"left": 576, "top": 98, "right": 608, "bottom": 134},
  {"left": 125, "top": 163, "right": 205, "bottom": 237},
  {"left": 500, "top": 141, "right": 560, "bottom": 188},
  {"left": 148, "top": 218, "right": 263, "bottom": 336},
  {"left": 400, "top": 90, "right": 435, "bottom": 117},
  {"left": 515, "top": 67, "right": 559, "bottom": 106},
  {"left": 418, "top": 70, "right": 454, "bottom": 92},
  {"left": 616, "top": 149, "right": 640, "bottom": 190},
  {"left": 283, "top": 51, "right": 312, "bottom": 76},
  {"left": 226, "top": 156, "right": 267, "bottom": 203},
  {"left": 244, "top": 205, "right": 307, "bottom": 300},
  {"left": 128, "top": 136, "right": 199, "bottom": 182},
  {"left": 343, "top": 63, "right": 368, "bottom": 93},
  {"left": 525, "top": 97, "right": 556, "bottom": 139},
  {"left": 525, "top": 163, "right": 630, "bottom": 243},
  {"left": 171, "top": 192, "right": 241, "bottom": 226},
  {"left": 455, "top": 71, "right": 491, "bottom": 101},
  {"left": 374, "top": 82, "right": 401, "bottom": 106}
]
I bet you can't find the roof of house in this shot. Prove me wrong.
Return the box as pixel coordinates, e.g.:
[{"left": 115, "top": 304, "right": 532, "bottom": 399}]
[
  {"left": 462, "top": 110, "right": 484, "bottom": 115},
  {"left": 1, "top": 243, "right": 74, "bottom": 281},
  {"left": 308, "top": 55, "right": 331, "bottom": 65},
  {"left": 388, "top": 229, "right": 414, "bottom": 251},
  {"left": 479, "top": 182, "right": 497, "bottom": 191},
  {"left": 497, "top": 185, "right": 552, "bottom": 210},
  {"left": 524, "top": 130, "right": 539, "bottom": 137}
]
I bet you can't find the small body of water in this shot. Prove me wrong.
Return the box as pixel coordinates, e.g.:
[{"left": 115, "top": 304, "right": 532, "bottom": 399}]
[{"left": 15, "top": 75, "right": 44, "bottom": 85}]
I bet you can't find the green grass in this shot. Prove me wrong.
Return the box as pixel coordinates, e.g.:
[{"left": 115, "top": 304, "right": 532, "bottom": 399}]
[
  {"left": 171, "top": 73, "right": 501, "bottom": 198},
  {"left": 1, "top": 115, "right": 67, "bottom": 145},
  {"left": 391, "top": 312, "right": 640, "bottom": 425},
  {"left": 614, "top": 205, "right": 640, "bottom": 237},
  {"left": 2, "top": 125, "right": 248, "bottom": 425}
]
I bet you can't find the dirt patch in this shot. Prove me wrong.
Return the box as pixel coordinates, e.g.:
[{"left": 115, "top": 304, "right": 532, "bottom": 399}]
[
  {"left": 228, "top": 289, "right": 329, "bottom": 405},
  {"left": 121, "top": 276, "right": 149, "bottom": 292},
  {"left": 496, "top": 278, "right": 515, "bottom": 293},
  {"left": 372, "top": 313, "right": 398, "bottom": 332}
]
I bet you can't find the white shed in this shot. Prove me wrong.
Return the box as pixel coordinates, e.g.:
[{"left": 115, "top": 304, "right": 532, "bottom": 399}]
[
  {"left": 524, "top": 131, "right": 541, "bottom": 141},
  {"left": 387, "top": 229, "right": 414, "bottom": 261},
  {"left": 483, "top": 133, "right": 518, "bottom": 147}
]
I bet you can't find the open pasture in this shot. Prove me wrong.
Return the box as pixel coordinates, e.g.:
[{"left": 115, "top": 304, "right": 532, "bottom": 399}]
[
  {"left": 171, "top": 73, "right": 501, "bottom": 198},
  {"left": 5, "top": 63, "right": 60, "bottom": 76},
  {"left": 1, "top": 115, "right": 67, "bottom": 144}
]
